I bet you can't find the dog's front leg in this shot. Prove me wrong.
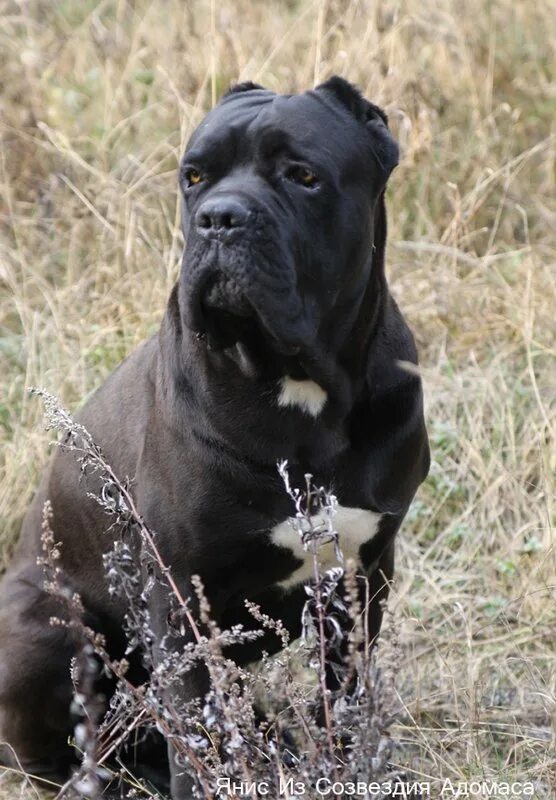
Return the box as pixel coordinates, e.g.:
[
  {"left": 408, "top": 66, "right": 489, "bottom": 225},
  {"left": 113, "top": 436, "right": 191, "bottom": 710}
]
[
  {"left": 148, "top": 579, "right": 209, "bottom": 800},
  {"left": 322, "top": 539, "right": 396, "bottom": 699},
  {"left": 364, "top": 539, "right": 395, "bottom": 647}
]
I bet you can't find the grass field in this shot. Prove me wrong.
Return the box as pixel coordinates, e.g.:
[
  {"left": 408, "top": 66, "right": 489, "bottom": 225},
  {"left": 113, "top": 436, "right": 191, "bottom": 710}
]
[{"left": 1, "top": 0, "right": 555, "bottom": 796}]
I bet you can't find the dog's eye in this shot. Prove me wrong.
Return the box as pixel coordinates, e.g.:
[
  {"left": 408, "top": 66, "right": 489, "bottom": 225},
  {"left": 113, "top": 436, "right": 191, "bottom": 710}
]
[
  {"left": 184, "top": 168, "right": 203, "bottom": 187},
  {"left": 286, "top": 166, "right": 319, "bottom": 188}
]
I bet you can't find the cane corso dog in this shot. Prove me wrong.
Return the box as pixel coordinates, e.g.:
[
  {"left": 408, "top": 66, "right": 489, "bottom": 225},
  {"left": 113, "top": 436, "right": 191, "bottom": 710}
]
[{"left": 0, "top": 77, "right": 429, "bottom": 797}]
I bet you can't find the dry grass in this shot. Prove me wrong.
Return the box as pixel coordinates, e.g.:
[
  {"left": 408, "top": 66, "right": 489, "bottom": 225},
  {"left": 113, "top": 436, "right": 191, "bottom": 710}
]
[{"left": 0, "top": 0, "right": 554, "bottom": 796}]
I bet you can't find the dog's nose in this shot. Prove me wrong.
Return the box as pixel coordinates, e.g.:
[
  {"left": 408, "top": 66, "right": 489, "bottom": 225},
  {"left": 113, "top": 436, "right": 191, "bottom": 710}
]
[{"left": 195, "top": 197, "right": 250, "bottom": 237}]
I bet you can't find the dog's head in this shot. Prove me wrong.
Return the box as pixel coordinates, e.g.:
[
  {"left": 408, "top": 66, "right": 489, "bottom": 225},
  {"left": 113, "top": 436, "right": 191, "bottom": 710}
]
[{"left": 178, "top": 77, "right": 398, "bottom": 389}]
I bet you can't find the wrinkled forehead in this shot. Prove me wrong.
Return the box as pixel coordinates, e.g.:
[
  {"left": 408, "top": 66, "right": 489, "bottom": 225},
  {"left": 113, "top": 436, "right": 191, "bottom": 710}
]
[{"left": 185, "top": 90, "right": 365, "bottom": 164}]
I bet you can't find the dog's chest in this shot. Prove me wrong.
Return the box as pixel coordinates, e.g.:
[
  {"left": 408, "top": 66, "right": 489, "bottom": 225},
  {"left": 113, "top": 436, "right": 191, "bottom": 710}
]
[{"left": 270, "top": 506, "right": 382, "bottom": 589}]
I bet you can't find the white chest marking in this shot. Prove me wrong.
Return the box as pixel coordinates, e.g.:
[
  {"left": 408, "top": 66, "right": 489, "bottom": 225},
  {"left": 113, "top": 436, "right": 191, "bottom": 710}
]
[
  {"left": 270, "top": 506, "right": 382, "bottom": 589},
  {"left": 277, "top": 377, "right": 327, "bottom": 417}
]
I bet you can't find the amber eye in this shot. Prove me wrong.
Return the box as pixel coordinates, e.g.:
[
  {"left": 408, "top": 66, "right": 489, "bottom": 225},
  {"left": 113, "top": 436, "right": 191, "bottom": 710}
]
[
  {"left": 287, "top": 165, "right": 318, "bottom": 188},
  {"left": 185, "top": 168, "right": 203, "bottom": 186}
]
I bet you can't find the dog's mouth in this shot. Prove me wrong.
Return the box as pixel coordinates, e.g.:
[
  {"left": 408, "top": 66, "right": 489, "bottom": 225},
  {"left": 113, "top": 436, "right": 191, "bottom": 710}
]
[
  {"left": 191, "top": 270, "right": 308, "bottom": 374},
  {"left": 190, "top": 271, "right": 324, "bottom": 380},
  {"left": 183, "top": 264, "right": 350, "bottom": 413},
  {"left": 182, "top": 245, "right": 343, "bottom": 393},
  {"left": 200, "top": 275, "right": 256, "bottom": 351},
  {"left": 203, "top": 274, "right": 253, "bottom": 321}
]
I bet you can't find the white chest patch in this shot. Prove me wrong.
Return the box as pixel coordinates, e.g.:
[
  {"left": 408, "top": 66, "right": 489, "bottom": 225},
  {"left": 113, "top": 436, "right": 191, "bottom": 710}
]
[
  {"left": 277, "top": 377, "right": 327, "bottom": 417},
  {"left": 270, "top": 506, "right": 382, "bottom": 589}
]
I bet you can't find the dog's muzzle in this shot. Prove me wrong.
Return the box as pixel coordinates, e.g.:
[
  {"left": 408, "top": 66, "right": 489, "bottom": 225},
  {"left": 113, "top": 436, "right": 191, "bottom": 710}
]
[{"left": 183, "top": 194, "right": 312, "bottom": 357}]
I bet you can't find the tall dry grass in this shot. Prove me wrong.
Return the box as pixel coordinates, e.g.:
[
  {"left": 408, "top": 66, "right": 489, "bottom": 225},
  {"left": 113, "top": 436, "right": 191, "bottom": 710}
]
[{"left": 0, "top": 0, "right": 554, "bottom": 796}]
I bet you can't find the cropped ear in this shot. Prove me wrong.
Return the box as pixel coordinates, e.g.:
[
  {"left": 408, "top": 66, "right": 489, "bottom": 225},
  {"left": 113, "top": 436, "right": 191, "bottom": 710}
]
[
  {"left": 316, "top": 76, "right": 399, "bottom": 182},
  {"left": 223, "top": 81, "right": 266, "bottom": 98},
  {"left": 363, "top": 101, "right": 399, "bottom": 180}
]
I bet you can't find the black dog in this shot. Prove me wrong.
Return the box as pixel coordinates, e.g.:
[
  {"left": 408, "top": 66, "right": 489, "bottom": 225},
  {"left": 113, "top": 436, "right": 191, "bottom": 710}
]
[{"left": 0, "top": 77, "right": 429, "bottom": 798}]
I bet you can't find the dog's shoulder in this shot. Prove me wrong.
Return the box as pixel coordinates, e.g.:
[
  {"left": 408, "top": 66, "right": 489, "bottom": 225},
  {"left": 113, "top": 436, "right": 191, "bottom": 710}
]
[
  {"left": 77, "top": 336, "right": 158, "bottom": 442},
  {"left": 39, "top": 337, "right": 160, "bottom": 536},
  {"left": 348, "top": 291, "right": 429, "bottom": 511},
  {"left": 367, "top": 293, "right": 420, "bottom": 391}
]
